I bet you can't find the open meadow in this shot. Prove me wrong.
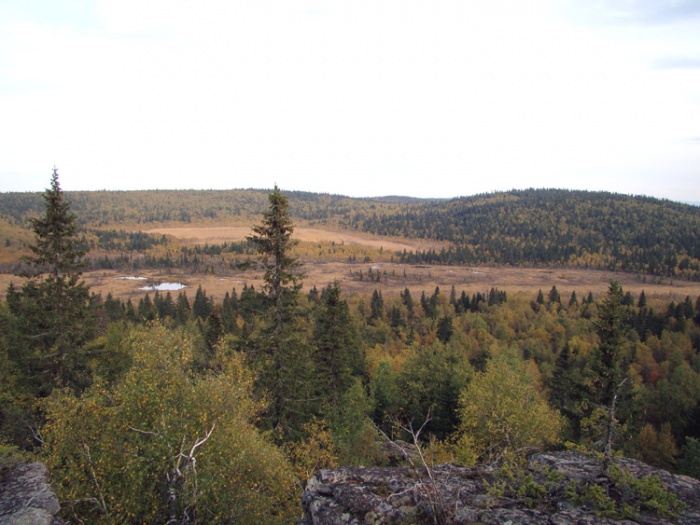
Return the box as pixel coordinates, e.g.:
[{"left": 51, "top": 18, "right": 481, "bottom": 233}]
[{"left": 3, "top": 224, "right": 698, "bottom": 304}]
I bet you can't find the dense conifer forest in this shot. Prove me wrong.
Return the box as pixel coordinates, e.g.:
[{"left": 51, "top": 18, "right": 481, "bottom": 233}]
[
  {"left": 1, "top": 179, "right": 699, "bottom": 523},
  {"left": 364, "top": 189, "right": 700, "bottom": 278}
]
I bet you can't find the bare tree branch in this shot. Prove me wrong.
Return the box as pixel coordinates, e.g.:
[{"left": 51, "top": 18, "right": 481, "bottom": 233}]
[
  {"left": 373, "top": 413, "right": 449, "bottom": 525},
  {"left": 128, "top": 426, "right": 157, "bottom": 436}
]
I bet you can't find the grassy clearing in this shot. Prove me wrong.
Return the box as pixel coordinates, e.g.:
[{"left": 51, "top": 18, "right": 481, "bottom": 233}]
[
  {"left": 2, "top": 224, "right": 699, "bottom": 303},
  {"left": 2, "top": 263, "right": 696, "bottom": 307}
]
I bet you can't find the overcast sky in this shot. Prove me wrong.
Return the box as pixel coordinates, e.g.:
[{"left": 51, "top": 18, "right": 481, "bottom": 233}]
[{"left": 1, "top": 1, "right": 699, "bottom": 201}]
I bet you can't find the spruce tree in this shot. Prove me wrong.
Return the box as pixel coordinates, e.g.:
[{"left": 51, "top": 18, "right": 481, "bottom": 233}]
[
  {"left": 589, "top": 280, "right": 634, "bottom": 466},
  {"left": 548, "top": 285, "right": 561, "bottom": 304},
  {"left": 247, "top": 186, "right": 314, "bottom": 439},
  {"left": 192, "top": 285, "right": 212, "bottom": 319},
  {"left": 536, "top": 289, "right": 545, "bottom": 305},
  {"left": 248, "top": 185, "right": 303, "bottom": 335},
  {"left": 7, "top": 168, "right": 95, "bottom": 394},
  {"left": 401, "top": 287, "right": 414, "bottom": 318},
  {"left": 638, "top": 290, "right": 648, "bottom": 309},
  {"left": 550, "top": 343, "right": 586, "bottom": 440},
  {"left": 436, "top": 315, "right": 454, "bottom": 344},
  {"left": 313, "top": 282, "right": 364, "bottom": 410},
  {"left": 591, "top": 281, "right": 630, "bottom": 407},
  {"left": 369, "top": 289, "right": 384, "bottom": 321},
  {"left": 568, "top": 291, "right": 578, "bottom": 307}
]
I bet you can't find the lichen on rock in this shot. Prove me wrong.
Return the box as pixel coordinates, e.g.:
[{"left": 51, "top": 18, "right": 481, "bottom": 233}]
[
  {"left": 0, "top": 463, "right": 63, "bottom": 525},
  {"left": 299, "top": 451, "right": 700, "bottom": 525}
]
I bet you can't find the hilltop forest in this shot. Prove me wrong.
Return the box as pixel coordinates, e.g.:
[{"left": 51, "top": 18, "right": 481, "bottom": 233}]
[
  {"left": 1, "top": 187, "right": 700, "bottom": 279},
  {"left": 1, "top": 177, "right": 700, "bottom": 524}
]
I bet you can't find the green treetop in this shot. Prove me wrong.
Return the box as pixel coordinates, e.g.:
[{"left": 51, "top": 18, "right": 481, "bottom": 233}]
[
  {"left": 246, "top": 186, "right": 314, "bottom": 439},
  {"left": 7, "top": 168, "right": 95, "bottom": 394},
  {"left": 247, "top": 185, "right": 303, "bottom": 336}
]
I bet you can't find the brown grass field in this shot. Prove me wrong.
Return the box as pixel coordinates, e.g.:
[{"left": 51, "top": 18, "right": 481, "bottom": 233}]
[
  {"left": 142, "top": 225, "right": 446, "bottom": 253},
  {"left": 2, "top": 225, "right": 699, "bottom": 304}
]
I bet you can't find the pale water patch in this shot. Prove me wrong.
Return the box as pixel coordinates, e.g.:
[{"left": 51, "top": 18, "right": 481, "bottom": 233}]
[
  {"left": 114, "top": 276, "right": 147, "bottom": 280},
  {"left": 139, "top": 283, "right": 187, "bottom": 291}
]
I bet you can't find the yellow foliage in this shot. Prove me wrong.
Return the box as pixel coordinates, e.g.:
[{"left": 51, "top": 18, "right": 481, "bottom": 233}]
[
  {"left": 42, "top": 324, "right": 298, "bottom": 525},
  {"left": 285, "top": 419, "right": 339, "bottom": 485},
  {"left": 638, "top": 423, "right": 678, "bottom": 470},
  {"left": 455, "top": 355, "right": 562, "bottom": 464},
  {"left": 365, "top": 344, "right": 407, "bottom": 379}
]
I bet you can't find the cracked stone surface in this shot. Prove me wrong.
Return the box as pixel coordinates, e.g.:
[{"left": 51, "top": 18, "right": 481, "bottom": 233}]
[
  {"left": 0, "top": 463, "right": 63, "bottom": 525},
  {"left": 299, "top": 452, "right": 700, "bottom": 525}
]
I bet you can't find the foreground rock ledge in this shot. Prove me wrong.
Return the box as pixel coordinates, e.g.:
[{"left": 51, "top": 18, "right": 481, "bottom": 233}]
[
  {"left": 300, "top": 451, "right": 700, "bottom": 525},
  {"left": 0, "top": 463, "right": 63, "bottom": 525}
]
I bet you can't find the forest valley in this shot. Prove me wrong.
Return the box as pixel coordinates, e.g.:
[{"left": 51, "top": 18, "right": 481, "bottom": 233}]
[{"left": 1, "top": 171, "right": 700, "bottom": 524}]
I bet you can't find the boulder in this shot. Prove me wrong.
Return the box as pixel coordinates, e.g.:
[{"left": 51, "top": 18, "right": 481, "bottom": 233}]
[
  {"left": 300, "top": 451, "right": 700, "bottom": 525},
  {"left": 0, "top": 463, "right": 63, "bottom": 525}
]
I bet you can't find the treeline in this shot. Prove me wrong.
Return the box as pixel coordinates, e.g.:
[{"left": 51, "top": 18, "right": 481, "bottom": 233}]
[
  {"left": 361, "top": 189, "right": 700, "bottom": 279},
  {"left": 84, "top": 231, "right": 255, "bottom": 273},
  {"left": 0, "top": 187, "right": 405, "bottom": 227},
  {"left": 3, "top": 187, "right": 699, "bottom": 280}
]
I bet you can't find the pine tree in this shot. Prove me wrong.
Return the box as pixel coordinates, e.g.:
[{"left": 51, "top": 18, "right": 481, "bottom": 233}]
[
  {"left": 247, "top": 185, "right": 303, "bottom": 336},
  {"left": 622, "top": 291, "right": 634, "bottom": 306},
  {"left": 568, "top": 291, "right": 578, "bottom": 307},
  {"left": 7, "top": 168, "right": 96, "bottom": 394},
  {"left": 137, "top": 294, "right": 157, "bottom": 321},
  {"left": 192, "top": 285, "right": 212, "bottom": 319},
  {"left": 369, "top": 289, "right": 384, "bottom": 321},
  {"left": 548, "top": 285, "right": 561, "bottom": 305},
  {"left": 589, "top": 280, "right": 634, "bottom": 467},
  {"left": 591, "top": 281, "right": 630, "bottom": 407},
  {"left": 247, "top": 186, "right": 314, "bottom": 438},
  {"left": 313, "top": 282, "right": 364, "bottom": 410},
  {"left": 638, "top": 290, "right": 648, "bottom": 309},
  {"left": 550, "top": 343, "right": 586, "bottom": 440},
  {"left": 460, "top": 291, "right": 471, "bottom": 313},
  {"left": 436, "top": 315, "right": 454, "bottom": 344},
  {"left": 536, "top": 289, "right": 545, "bottom": 305},
  {"left": 175, "top": 292, "right": 191, "bottom": 324},
  {"left": 401, "top": 287, "right": 414, "bottom": 318},
  {"left": 204, "top": 305, "right": 224, "bottom": 354}
]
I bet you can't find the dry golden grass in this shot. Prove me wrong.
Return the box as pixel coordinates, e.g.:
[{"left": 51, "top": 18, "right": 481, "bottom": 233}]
[
  {"left": 143, "top": 225, "right": 446, "bottom": 252},
  {"left": 143, "top": 226, "right": 251, "bottom": 245},
  {"left": 3, "top": 262, "right": 697, "bottom": 306},
  {"left": 2, "top": 225, "right": 699, "bottom": 304}
]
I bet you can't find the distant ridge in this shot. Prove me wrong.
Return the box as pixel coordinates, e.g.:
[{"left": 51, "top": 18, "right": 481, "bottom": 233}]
[
  {"left": 368, "top": 196, "right": 442, "bottom": 203},
  {"left": 356, "top": 188, "right": 700, "bottom": 280},
  {"left": 0, "top": 187, "right": 698, "bottom": 280}
]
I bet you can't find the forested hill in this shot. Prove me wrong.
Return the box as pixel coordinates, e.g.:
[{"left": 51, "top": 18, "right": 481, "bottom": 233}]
[
  {"left": 0, "top": 188, "right": 375, "bottom": 226},
  {"left": 357, "top": 189, "right": 700, "bottom": 280},
  {"left": 1, "top": 187, "right": 699, "bottom": 279},
  {"left": 0, "top": 187, "right": 448, "bottom": 230}
]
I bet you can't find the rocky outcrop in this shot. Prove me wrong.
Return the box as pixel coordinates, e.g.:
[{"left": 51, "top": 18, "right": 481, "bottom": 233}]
[
  {"left": 300, "top": 451, "right": 700, "bottom": 525},
  {"left": 0, "top": 463, "right": 63, "bottom": 525}
]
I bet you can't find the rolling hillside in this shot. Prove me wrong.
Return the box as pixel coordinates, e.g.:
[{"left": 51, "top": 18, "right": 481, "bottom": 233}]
[
  {"left": 1, "top": 187, "right": 699, "bottom": 280},
  {"left": 358, "top": 189, "right": 700, "bottom": 279}
]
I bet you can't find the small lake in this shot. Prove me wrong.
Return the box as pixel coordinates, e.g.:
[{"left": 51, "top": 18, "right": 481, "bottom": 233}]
[{"left": 139, "top": 283, "right": 187, "bottom": 291}]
